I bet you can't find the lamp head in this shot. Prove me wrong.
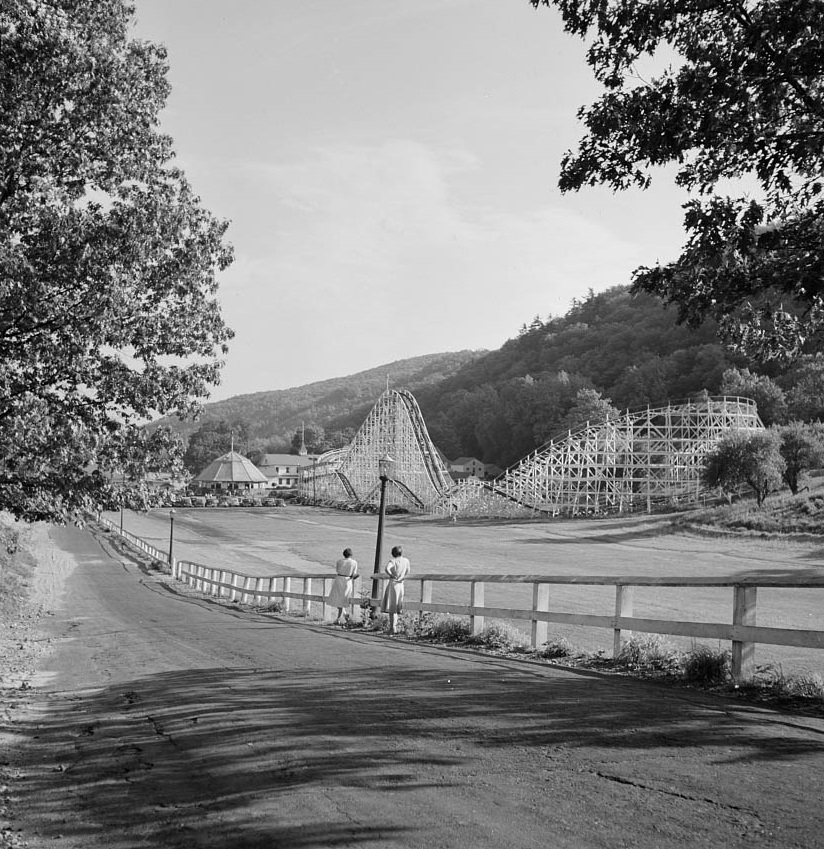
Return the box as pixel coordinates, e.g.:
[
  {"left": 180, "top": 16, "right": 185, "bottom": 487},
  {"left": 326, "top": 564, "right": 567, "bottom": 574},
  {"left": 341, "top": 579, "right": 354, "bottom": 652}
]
[
  {"left": 378, "top": 453, "right": 395, "bottom": 479},
  {"left": 170, "top": 509, "right": 177, "bottom": 518}
]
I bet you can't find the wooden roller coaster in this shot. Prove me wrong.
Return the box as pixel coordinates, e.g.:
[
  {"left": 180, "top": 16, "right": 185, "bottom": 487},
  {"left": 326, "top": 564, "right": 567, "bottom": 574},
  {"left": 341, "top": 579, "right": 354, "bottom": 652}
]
[{"left": 298, "top": 390, "right": 763, "bottom": 518}]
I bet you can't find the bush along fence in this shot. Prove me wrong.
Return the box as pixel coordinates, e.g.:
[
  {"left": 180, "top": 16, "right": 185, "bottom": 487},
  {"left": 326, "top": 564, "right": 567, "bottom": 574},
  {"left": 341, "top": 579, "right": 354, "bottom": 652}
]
[{"left": 96, "top": 516, "right": 824, "bottom": 683}]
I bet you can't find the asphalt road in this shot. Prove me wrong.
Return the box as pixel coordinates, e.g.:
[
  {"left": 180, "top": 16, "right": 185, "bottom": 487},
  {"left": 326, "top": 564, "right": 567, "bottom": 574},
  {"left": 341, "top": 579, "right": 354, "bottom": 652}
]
[{"left": 10, "top": 520, "right": 824, "bottom": 848}]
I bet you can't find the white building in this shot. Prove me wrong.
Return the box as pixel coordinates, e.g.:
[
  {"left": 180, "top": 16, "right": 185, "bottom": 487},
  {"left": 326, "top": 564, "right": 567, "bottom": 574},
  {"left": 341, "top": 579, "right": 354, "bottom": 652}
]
[
  {"left": 257, "top": 453, "right": 317, "bottom": 490},
  {"left": 193, "top": 450, "right": 269, "bottom": 493}
]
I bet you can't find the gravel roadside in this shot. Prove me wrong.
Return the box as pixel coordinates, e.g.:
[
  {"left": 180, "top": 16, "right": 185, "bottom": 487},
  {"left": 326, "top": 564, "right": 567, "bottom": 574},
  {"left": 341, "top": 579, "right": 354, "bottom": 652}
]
[{"left": 1, "top": 518, "right": 76, "bottom": 849}]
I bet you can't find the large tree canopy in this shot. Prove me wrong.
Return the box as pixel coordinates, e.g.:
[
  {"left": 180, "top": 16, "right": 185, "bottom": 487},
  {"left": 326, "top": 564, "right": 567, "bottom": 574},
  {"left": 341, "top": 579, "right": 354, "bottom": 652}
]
[
  {"left": 533, "top": 0, "right": 824, "bottom": 361},
  {"left": 1, "top": 0, "right": 233, "bottom": 521}
]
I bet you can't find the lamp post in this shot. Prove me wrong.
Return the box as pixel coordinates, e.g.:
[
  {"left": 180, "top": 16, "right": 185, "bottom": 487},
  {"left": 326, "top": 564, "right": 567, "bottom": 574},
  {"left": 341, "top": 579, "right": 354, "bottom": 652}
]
[
  {"left": 168, "top": 509, "right": 177, "bottom": 575},
  {"left": 371, "top": 453, "right": 395, "bottom": 613}
]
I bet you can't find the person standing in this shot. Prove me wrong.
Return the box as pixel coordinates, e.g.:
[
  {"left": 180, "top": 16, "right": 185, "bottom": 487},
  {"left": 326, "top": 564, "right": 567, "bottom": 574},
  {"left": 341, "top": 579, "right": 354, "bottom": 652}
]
[
  {"left": 328, "top": 547, "right": 359, "bottom": 624},
  {"left": 382, "top": 545, "right": 410, "bottom": 635}
]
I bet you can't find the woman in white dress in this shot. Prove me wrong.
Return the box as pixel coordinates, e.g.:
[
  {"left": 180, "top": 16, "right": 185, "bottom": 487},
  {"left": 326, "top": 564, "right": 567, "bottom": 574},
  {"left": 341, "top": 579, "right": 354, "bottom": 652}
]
[
  {"left": 381, "top": 545, "right": 411, "bottom": 635},
  {"left": 328, "top": 548, "right": 359, "bottom": 624}
]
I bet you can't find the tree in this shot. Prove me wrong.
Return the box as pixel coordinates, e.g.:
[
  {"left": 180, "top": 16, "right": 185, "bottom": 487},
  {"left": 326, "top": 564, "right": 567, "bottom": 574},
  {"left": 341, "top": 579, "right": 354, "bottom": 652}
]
[
  {"left": 290, "top": 426, "right": 325, "bottom": 455},
  {"left": 560, "top": 388, "right": 619, "bottom": 434},
  {"left": 720, "top": 368, "right": 787, "bottom": 426},
  {"left": 182, "top": 420, "right": 248, "bottom": 475},
  {"left": 702, "top": 430, "right": 785, "bottom": 506},
  {"left": 532, "top": 0, "right": 824, "bottom": 361},
  {"left": 785, "top": 355, "right": 824, "bottom": 421},
  {"left": 1, "top": 0, "right": 233, "bottom": 521},
  {"left": 776, "top": 421, "right": 824, "bottom": 494}
]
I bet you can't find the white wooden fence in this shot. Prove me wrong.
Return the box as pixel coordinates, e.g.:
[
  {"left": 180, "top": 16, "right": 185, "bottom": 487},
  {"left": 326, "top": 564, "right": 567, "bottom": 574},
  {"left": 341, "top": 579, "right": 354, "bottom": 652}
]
[{"left": 97, "top": 516, "right": 824, "bottom": 682}]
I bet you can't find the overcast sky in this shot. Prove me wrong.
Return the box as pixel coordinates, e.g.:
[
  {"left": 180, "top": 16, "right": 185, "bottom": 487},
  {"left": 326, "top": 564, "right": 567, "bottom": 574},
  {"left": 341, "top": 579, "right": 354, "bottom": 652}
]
[{"left": 131, "top": 0, "right": 689, "bottom": 401}]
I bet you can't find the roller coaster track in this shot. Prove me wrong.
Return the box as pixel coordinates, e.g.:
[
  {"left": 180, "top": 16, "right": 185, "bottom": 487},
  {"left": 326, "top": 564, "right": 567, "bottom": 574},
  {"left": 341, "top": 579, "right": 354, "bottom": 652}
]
[
  {"left": 431, "top": 396, "right": 764, "bottom": 517},
  {"left": 299, "top": 389, "right": 451, "bottom": 510},
  {"left": 299, "top": 393, "right": 764, "bottom": 518}
]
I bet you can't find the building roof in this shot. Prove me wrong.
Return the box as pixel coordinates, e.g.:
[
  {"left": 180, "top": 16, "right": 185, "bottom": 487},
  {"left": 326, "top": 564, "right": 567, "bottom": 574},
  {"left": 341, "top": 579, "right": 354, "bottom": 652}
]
[
  {"left": 258, "top": 453, "right": 316, "bottom": 468},
  {"left": 195, "top": 451, "right": 269, "bottom": 484}
]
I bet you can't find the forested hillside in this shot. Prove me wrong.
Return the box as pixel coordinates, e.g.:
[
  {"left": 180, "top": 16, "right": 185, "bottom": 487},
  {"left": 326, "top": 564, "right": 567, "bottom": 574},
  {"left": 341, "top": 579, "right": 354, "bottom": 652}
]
[
  {"left": 406, "top": 286, "right": 760, "bottom": 468},
  {"left": 172, "top": 285, "right": 824, "bottom": 473},
  {"left": 157, "top": 351, "right": 484, "bottom": 454}
]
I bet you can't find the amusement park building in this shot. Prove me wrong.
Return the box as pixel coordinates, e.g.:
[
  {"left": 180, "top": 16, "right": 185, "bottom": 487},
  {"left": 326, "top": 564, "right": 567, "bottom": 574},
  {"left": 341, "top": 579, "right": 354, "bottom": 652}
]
[
  {"left": 257, "top": 453, "right": 317, "bottom": 490},
  {"left": 193, "top": 450, "right": 269, "bottom": 493}
]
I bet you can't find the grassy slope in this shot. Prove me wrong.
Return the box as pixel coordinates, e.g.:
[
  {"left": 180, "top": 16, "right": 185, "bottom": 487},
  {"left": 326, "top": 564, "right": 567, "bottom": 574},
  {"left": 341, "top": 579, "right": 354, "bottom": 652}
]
[
  {"left": 0, "top": 517, "right": 32, "bottom": 620},
  {"left": 678, "top": 476, "right": 824, "bottom": 535}
]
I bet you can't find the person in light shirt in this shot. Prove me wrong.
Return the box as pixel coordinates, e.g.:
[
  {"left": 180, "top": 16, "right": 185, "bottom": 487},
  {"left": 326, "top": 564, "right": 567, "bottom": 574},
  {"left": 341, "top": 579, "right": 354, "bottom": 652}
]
[
  {"left": 382, "top": 545, "right": 411, "bottom": 635},
  {"left": 328, "top": 547, "right": 359, "bottom": 625}
]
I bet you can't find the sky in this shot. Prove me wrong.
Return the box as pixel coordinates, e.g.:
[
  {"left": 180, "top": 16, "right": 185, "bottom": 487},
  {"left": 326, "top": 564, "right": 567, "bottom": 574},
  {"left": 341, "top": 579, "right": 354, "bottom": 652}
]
[{"left": 131, "top": 0, "right": 690, "bottom": 401}]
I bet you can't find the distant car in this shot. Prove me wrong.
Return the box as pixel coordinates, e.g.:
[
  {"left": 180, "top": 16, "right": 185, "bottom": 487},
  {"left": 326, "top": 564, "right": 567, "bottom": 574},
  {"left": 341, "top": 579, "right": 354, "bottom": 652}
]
[
  {"left": 219, "top": 496, "right": 240, "bottom": 507},
  {"left": 176, "top": 496, "right": 192, "bottom": 507},
  {"left": 190, "top": 496, "right": 206, "bottom": 507}
]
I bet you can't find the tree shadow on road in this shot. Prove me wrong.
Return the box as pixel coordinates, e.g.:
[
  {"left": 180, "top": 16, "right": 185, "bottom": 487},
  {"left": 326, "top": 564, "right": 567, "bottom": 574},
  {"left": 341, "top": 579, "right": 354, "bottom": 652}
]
[{"left": 14, "top": 650, "right": 824, "bottom": 848}]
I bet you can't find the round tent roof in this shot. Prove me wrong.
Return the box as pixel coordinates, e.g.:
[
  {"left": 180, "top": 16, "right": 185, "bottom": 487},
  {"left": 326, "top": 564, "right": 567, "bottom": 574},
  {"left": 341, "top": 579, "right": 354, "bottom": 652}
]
[{"left": 194, "top": 450, "right": 268, "bottom": 484}]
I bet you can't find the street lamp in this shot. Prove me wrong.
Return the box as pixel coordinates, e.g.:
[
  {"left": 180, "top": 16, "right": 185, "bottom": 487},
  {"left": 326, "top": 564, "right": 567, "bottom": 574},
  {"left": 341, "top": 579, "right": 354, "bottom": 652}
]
[
  {"left": 371, "top": 453, "right": 395, "bottom": 612},
  {"left": 168, "top": 509, "right": 177, "bottom": 575}
]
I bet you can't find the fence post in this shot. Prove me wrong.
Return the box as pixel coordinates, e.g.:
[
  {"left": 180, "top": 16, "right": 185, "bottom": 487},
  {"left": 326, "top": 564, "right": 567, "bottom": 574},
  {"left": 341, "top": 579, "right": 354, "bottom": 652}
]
[
  {"left": 269, "top": 576, "right": 277, "bottom": 608},
  {"left": 531, "top": 583, "right": 549, "bottom": 649},
  {"left": 732, "top": 585, "right": 757, "bottom": 682},
  {"left": 419, "top": 579, "right": 432, "bottom": 625},
  {"left": 470, "top": 581, "right": 485, "bottom": 636},
  {"left": 351, "top": 576, "right": 362, "bottom": 623},
  {"left": 305, "top": 578, "right": 312, "bottom": 616},
  {"left": 613, "top": 585, "right": 634, "bottom": 657},
  {"left": 283, "top": 577, "right": 291, "bottom": 612}
]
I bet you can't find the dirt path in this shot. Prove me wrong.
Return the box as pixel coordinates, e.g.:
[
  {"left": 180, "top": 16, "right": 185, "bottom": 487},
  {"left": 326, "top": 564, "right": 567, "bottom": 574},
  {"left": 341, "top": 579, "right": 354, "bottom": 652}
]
[{"left": 3, "top": 521, "right": 824, "bottom": 847}]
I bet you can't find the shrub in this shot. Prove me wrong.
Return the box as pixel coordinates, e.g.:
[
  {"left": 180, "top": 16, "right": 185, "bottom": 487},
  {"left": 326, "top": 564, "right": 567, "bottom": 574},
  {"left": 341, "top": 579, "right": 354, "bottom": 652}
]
[
  {"left": 682, "top": 644, "right": 730, "bottom": 685},
  {"left": 466, "top": 620, "right": 528, "bottom": 651},
  {"left": 786, "top": 673, "right": 824, "bottom": 699},
  {"left": 617, "top": 634, "right": 680, "bottom": 674},
  {"left": 539, "top": 637, "right": 573, "bottom": 659},
  {"left": 752, "top": 665, "right": 824, "bottom": 701},
  {"left": 416, "top": 614, "right": 471, "bottom": 642}
]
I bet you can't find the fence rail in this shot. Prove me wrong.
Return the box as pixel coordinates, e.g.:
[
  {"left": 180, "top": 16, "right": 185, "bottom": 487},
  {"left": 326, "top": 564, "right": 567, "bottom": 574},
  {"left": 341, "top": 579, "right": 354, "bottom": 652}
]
[
  {"left": 99, "top": 516, "right": 170, "bottom": 565},
  {"left": 97, "top": 516, "right": 824, "bottom": 683}
]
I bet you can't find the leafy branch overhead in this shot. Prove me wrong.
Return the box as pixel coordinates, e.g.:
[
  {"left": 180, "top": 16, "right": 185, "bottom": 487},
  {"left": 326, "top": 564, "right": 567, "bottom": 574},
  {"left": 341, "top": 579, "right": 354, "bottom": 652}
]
[
  {"left": 533, "top": 0, "right": 824, "bottom": 359},
  {"left": 0, "top": 0, "right": 233, "bottom": 521}
]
